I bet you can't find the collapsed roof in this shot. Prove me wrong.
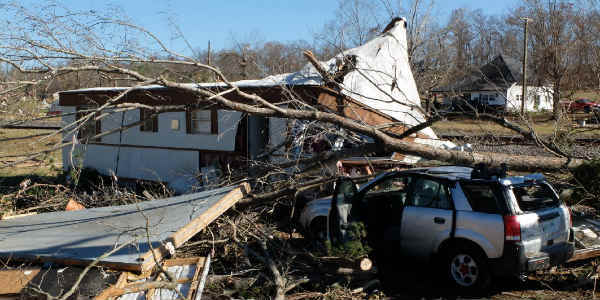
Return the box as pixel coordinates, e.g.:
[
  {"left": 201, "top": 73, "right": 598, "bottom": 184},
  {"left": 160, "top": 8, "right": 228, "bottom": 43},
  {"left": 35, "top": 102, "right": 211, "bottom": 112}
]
[{"left": 60, "top": 18, "right": 438, "bottom": 140}]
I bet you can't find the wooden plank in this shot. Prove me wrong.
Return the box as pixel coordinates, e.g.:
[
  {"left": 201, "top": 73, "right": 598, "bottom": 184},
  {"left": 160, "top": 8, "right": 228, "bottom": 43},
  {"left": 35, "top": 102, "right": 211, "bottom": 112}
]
[
  {"left": 0, "top": 184, "right": 248, "bottom": 273},
  {"left": 187, "top": 258, "right": 204, "bottom": 300},
  {"left": 163, "top": 257, "right": 206, "bottom": 268},
  {"left": 0, "top": 268, "right": 40, "bottom": 295},
  {"left": 138, "top": 183, "right": 249, "bottom": 272},
  {"left": 568, "top": 247, "right": 600, "bottom": 262}
]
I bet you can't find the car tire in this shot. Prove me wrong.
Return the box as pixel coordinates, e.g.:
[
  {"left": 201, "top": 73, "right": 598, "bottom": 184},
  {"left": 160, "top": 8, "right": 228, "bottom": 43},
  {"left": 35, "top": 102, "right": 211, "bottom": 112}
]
[
  {"left": 309, "top": 217, "right": 327, "bottom": 242},
  {"left": 445, "top": 244, "right": 491, "bottom": 294}
]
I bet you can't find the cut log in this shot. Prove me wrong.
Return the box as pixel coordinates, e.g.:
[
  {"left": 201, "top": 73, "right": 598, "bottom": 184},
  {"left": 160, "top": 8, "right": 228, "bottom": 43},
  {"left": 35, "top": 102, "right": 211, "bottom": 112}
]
[{"left": 357, "top": 257, "right": 373, "bottom": 271}]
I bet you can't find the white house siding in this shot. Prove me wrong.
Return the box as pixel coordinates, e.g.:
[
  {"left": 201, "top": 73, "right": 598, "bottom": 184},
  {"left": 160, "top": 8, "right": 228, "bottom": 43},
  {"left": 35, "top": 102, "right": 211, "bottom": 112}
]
[
  {"left": 506, "top": 84, "right": 554, "bottom": 112},
  {"left": 102, "top": 110, "right": 243, "bottom": 151},
  {"left": 61, "top": 108, "right": 243, "bottom": 193},
  {"left": 114, "top": 147, "right": 199, "bottom": 183}
]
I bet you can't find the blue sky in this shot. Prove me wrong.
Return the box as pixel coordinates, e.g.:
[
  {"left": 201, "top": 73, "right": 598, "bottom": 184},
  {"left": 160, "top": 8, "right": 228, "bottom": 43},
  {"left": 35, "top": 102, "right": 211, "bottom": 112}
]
[{"left": 45, "top": 0, "right": 521, "bottom": 52}]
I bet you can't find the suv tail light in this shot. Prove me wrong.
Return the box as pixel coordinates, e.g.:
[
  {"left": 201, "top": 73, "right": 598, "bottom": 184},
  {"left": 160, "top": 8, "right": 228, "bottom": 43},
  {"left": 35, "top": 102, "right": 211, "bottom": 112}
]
[{"left": 504, "top": 215, "right": 521, "bottom": 242}]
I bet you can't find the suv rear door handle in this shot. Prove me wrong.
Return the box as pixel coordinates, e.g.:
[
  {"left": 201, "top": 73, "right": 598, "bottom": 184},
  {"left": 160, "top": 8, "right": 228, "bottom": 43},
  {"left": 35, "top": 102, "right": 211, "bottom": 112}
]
[{"left": 434, "top": 217, "right": 445, "bottom": 224}]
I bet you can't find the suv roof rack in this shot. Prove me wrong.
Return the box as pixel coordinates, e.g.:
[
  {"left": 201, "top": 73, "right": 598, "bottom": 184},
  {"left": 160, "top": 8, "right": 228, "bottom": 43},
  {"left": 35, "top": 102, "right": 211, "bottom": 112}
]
[{"left": 471, "top": 163, "right": 508, "bottom": 180}]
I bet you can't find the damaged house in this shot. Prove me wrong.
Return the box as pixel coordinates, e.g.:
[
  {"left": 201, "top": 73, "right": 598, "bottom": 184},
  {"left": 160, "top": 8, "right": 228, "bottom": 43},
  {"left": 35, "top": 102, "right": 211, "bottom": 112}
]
[{"left": 56, "top": 18, "right": 454, "bottom": 192}]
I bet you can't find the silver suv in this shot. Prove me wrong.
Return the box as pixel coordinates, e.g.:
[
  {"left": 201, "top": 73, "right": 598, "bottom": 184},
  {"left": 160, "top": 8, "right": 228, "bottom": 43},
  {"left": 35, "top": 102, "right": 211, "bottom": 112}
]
[{"left": 301, "top": 165, "right": 574, "bottom": 292}]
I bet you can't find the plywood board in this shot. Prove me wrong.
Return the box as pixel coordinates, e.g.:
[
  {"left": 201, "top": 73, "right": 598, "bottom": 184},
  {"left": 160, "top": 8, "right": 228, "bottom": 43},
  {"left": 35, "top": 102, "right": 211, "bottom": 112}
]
[
  {"left": 0, "top": 268, "right": 40, "bottom": 295},
  {"left": 0, "top": 184, "right": 248, "bottom": 272}
]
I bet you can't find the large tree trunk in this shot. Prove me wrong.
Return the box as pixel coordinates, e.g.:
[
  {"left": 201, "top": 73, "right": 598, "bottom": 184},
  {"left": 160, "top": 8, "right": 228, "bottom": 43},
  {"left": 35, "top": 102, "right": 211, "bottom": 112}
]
[{"left": 552, "top": 80, "right": 562, "bottom": 120}]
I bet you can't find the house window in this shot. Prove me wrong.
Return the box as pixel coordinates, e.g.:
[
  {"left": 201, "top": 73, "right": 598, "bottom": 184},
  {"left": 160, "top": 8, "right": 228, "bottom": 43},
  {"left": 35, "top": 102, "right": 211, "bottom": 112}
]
[
  {"left": 186, "top": 108, "right": 218, "bottom": 135},
  {"left": 76, "top": 106, "right": 101, "bottom": 143},
  {"left": 516, "top": 94, "right": 522, "bottom": 102},
  {"left": 171, "top": 119, "right": 180, "bottom": 131},
  {"left": 140, "top": 108, "right": 158, "bottom": 132}
]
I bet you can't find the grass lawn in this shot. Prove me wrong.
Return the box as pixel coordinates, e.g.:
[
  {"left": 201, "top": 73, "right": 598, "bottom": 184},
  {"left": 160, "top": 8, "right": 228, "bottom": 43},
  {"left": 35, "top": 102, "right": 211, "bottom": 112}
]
[
  {"left": 0, "top": 128, "right": 62, "bottom": 178},
  {"left": 432, "top": 113, "right": 600, "bottom": 138}
]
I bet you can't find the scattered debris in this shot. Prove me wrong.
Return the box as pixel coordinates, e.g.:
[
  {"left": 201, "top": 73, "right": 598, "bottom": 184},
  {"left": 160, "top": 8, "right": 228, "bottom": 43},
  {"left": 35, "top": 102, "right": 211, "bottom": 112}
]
[
  {"left": 0, "top": 184, "right": 249, "bottom": 272},
  {"left": 570, "top": 217, "right": 600, "bottom": 262},
  {"left": 96, "top": 257, "right": 206, "bottom": 300}
]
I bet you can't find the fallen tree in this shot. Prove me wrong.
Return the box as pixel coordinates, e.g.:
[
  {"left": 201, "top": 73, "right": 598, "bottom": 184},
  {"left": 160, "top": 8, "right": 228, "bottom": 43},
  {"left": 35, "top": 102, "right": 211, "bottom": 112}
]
[{"left": 0, "top": 4, "right": 598, "bottom": 299}]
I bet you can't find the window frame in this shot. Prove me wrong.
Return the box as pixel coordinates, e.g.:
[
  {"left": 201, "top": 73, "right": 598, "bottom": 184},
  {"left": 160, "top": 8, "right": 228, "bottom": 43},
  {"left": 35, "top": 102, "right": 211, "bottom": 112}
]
[
  {"left": 186, "top": 108, "right": 218, "bottom": 135},
  {"left": 460, "top": 181, "right": 508, "bottom": 214},
  {"left": 76, "top": 106, "right": 101, "bottom": 143},
  {"left": 140, "top": 108, "right": 158, "bottom": 132},
  {"left": 407, "top": 176, "right": 453, "bottom": 210}
]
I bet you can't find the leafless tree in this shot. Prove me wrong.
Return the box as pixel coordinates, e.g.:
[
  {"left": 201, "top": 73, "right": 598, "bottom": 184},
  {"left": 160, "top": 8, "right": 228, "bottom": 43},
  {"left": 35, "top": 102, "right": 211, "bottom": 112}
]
[{"left": 2, "top": 2, "right": 600, "bottom": 298}]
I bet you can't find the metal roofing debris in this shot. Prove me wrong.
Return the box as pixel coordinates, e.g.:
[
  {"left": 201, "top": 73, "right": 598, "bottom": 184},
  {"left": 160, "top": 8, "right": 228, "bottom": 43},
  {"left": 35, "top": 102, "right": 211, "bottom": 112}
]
[{"left": 0, "top": 184, "right": 249, "bottom": 272}]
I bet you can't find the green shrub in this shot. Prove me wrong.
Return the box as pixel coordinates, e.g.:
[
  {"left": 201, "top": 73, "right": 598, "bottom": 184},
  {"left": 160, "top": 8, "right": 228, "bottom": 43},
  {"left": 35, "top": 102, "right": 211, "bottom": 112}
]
[{"left": 326, "top": 221, "right": 371, "bottom": 259}]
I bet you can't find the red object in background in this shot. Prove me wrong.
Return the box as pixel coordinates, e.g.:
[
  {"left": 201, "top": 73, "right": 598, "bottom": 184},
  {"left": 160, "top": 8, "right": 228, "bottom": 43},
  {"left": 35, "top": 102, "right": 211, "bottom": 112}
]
[
  {"left": 562, "top": 99, "right": 600, "bottom": 112},
  {"left": 46, "top": 110, "right": 62, "bottom": 116},
  {"left": 65, "top": 199, "right": 85, "bottom": 211}
]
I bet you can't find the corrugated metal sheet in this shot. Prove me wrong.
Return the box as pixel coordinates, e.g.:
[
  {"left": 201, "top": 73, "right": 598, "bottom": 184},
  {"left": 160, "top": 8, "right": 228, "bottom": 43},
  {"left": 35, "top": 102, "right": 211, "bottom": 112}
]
[{"left": 0, "top": 185, "right": 242, "bottom": 272}]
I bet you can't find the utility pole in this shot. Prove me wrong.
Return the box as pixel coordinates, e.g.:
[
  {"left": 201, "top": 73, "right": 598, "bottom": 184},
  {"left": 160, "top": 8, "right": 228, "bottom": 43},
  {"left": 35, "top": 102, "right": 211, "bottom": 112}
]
[
  {"left": 521, "top": 18, "right": 530, "bottom": 115},
  {"left": 207, "top": 40, "right": 212, "bottom": 81},
  {"left": 207, "top": 40, "right": 211, "bottom": 65}
]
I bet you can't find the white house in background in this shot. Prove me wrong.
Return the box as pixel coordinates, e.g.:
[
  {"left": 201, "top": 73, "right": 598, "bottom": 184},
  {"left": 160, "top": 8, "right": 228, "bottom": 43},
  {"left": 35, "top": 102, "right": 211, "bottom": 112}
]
[
  {"left": 57, "top": 18, "right": 457, "bottom": 193},
  {"left": 433, "top": 55, "right": 554, "bottom": 112}
]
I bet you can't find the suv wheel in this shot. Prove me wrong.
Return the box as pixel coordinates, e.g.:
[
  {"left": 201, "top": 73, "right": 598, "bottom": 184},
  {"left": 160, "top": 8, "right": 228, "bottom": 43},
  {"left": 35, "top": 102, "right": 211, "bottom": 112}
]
[
  {"left": 446, "top": 245, "right": 491, "bottom": 293},
  {"left": 309, "top": 217, "right": 327, "bottom": 241}
]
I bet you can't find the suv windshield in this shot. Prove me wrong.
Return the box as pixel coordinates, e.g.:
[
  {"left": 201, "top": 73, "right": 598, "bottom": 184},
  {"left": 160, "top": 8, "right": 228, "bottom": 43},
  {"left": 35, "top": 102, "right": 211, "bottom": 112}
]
[{"left": 512, "top": 183, "right": 559, "bottom": 212}]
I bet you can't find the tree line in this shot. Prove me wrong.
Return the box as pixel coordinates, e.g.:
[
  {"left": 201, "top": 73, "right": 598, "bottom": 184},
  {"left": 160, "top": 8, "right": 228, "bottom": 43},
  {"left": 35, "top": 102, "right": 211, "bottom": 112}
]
[{"left": 2, "top": 0, "right": 599, "bottom": 109}]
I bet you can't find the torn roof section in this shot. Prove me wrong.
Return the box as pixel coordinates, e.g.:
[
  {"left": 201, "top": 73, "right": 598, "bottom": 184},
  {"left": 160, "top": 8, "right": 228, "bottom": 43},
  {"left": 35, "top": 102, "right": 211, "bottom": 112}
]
[{"left": 60, "top": 18, "right": 435, "bottom": 140}]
